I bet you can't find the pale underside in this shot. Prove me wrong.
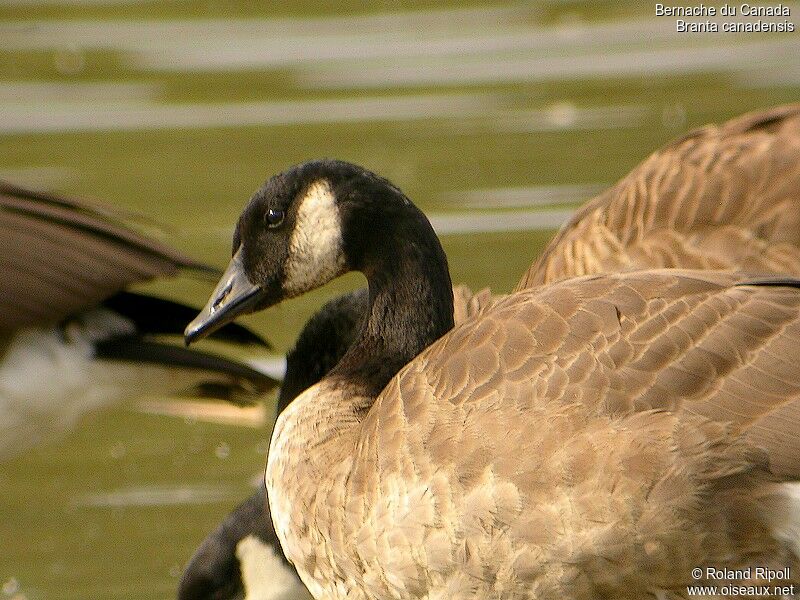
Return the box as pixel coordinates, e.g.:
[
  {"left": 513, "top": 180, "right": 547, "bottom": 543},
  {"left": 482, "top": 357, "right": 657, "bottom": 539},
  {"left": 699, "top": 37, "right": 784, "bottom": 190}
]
[
  {"left": 269, "top": 269, "right": 800, "bottom": 600},
  {"left": 0, "top": 308, "right": 253, "bottom": 459}
]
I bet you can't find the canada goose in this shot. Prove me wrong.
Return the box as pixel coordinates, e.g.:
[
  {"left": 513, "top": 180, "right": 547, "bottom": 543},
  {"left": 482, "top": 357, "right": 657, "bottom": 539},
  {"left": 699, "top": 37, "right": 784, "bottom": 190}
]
[
  {"left": 0, "top": 181, "right": 277, "bottom": 459},
  {"left": 179, "top": 285, "right": 490, "bottom": 600},
  {"left": 517, "top": 104, "right": 800, "bottom": 290},
  {"left": 187, "top": 158, "right": 800, "bottom": 599}
]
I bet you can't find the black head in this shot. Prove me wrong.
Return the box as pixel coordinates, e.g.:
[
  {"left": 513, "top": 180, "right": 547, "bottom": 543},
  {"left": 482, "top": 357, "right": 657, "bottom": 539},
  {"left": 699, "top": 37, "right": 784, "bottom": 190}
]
[
  {"left": 185, "top": 159, "right": 429, "bottom": 344},
  {"left": 177, "top": 487, "right": 275, "bottom": 600},
  {"left": 177, "top": 484, "right": 309, "bottom": 600}
]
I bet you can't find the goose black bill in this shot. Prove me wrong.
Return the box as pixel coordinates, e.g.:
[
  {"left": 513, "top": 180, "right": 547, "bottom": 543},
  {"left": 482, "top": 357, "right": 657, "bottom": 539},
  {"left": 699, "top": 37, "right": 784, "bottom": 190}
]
[{"left": 185, "top": 248, "right": 267, "bottom": 345}]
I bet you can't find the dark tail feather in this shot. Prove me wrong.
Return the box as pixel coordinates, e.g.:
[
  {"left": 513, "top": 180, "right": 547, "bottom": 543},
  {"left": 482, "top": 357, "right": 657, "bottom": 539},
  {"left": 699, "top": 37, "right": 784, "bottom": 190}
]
[
  {"left": 0, "top": 179, "right": 216, "bottom": 274},
  {"left": 103, "top": 292, "right": 270, "bottom": 348},
  {"left": 94, "top": 336, "right": 278, "bottom": 405},
  {"left": 737, "top": 277, "right": 800, "bottom": 289}
]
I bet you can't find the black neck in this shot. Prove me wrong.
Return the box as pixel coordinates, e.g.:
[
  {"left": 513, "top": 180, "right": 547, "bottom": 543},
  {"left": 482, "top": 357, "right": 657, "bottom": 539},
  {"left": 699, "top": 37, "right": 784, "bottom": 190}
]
[{"left": 331, "top": 201, "right": 454, "bottom": 399}]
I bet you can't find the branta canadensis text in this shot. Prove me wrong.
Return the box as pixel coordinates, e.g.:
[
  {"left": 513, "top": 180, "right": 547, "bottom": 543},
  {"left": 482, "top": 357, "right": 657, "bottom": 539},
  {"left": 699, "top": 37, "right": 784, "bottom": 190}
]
[
  {"left": 0, "top": 181, "right": 276, "bottom": 458},
  {"left": 179, "top": 285, "right": 490, "bottom": 599},
  {"left": 187, "top": 158, "right": 800, "bottom": 599},
  {"left": 517, "top": 104, "right": 800, "bottom": 289}
]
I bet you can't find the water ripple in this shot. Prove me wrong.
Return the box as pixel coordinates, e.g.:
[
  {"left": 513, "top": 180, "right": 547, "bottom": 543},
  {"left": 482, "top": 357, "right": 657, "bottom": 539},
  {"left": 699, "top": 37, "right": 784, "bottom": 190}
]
[
  {"left": 74, "top": 484, "right": 242, "bottom": 508},
  {"left": 0, "top": 92, "right": 500, "bottom": 133}
]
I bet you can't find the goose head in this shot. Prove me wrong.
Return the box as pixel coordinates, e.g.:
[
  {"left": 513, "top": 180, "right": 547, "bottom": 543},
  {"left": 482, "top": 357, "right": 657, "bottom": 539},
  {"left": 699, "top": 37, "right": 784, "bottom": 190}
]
[{"left": 185, "top": 159, "right": 452, "bottom": 352}]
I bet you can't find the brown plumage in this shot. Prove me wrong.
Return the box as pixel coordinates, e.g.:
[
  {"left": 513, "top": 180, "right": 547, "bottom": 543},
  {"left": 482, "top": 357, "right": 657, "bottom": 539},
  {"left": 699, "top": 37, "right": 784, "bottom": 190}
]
[
  {"left": 517, "top": 104, "right": 800, "bottom": 290},
  {"left": 270, "top": 270, "right": 800, "bottom": 600},
  {"left": 186, "top": 156, "right": 800, "bottom": 600},
  {"left": 0, "top": 180, "right": 210, "bottom": 330}
]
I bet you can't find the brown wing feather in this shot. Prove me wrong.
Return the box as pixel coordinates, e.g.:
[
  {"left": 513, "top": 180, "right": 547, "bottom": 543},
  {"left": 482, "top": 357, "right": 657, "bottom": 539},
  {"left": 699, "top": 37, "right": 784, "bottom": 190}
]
[
  {"left": 452, "top": 284, "right": 493, "bottom": 323},
  {"left": 391, "top": 269, "right": 800, "bottom": 486},
  {"left": 370, "top": 271, "right": 800, "bottom": 598},
  {"left": 331, "top": 270, "right": 800, "bottom": 598},
  {"left": 516, "top": 104, "right": 800, "bottom": 290},
  {"left": 0, "top": 182, "right": 209, "bottom": 330}
]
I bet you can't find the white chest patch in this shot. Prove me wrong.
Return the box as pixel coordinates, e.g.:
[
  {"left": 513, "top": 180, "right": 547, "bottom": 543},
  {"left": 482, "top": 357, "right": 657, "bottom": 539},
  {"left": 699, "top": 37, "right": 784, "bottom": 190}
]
[
  {"left": 236, "top": 534, "right": 311, "bottom": 600},
  {"left": 283, "top": 179, "right": 345, "bottom": 296}
]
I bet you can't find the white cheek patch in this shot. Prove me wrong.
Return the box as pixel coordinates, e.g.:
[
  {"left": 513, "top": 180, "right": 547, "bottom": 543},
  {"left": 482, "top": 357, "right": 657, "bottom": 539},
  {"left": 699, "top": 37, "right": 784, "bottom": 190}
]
[
  {"left": 236, "top": 535, "right": 311, "bottom": 600},
  {"left": 283, "top": 179, "right": 345, "bottom": 296}
]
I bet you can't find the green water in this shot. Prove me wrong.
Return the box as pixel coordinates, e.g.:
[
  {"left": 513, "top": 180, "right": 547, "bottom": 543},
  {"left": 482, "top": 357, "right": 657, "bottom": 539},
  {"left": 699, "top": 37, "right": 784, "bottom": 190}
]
[{"left": 1, "top": 2, "right": 798, "bottom": 598}]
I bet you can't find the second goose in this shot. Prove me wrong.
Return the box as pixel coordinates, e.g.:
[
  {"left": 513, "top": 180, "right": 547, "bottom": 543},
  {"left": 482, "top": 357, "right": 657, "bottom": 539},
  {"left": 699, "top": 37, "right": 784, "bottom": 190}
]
[
  {"left": 0, "top": 181, "right": 276, "bottom": 458},
  {"left": 518, "top": 103, "right": 800, "bottom": 289}
]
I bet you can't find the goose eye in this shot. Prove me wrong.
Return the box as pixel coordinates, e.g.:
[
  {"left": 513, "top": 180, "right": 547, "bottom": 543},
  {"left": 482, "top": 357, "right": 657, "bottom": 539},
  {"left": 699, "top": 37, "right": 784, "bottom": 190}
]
[{"left": 265, "top": 208, "right": 285, "bottom": 228}]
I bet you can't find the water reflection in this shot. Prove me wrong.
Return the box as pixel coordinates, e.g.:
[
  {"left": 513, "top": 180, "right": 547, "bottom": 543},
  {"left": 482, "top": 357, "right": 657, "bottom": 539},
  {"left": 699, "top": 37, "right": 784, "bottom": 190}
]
[
  {"left": 75, "top": 484, "right": 242, "bottom": 508},
  {"left": 300, "top": 35, "right": 799, "bottom": 88},
  {"left": 0, "top": 91, "right": 502, "bottom": 133},
  {"left": 443, "top": 183, "right": 605, "bottom": 209}
]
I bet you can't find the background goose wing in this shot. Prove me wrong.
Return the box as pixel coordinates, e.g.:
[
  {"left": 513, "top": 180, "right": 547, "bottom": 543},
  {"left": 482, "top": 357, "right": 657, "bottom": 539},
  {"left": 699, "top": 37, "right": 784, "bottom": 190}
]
[
  {"left": 516, "top": 104, "right": 800, "bottom": 290},
  {"left": 0, "top": 181, "right": 210, "bottom": 330}
]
